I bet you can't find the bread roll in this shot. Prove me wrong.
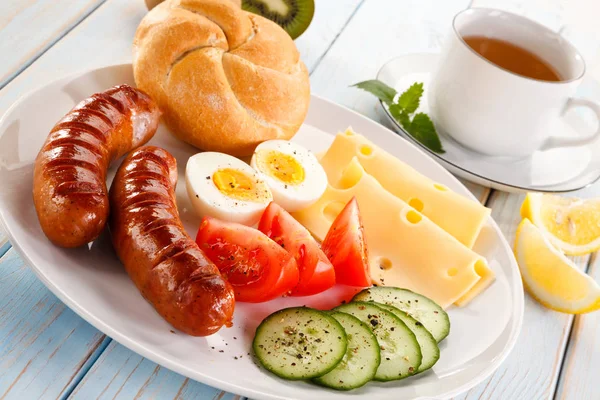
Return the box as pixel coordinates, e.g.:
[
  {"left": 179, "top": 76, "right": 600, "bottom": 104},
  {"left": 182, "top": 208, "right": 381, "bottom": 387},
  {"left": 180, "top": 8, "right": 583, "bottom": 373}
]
[
  {"left": 144, "top": 0, "right": 164, "bottom": 10},
  {"left": 133, "top": 0, "right": 310, "bottom": 156},
  {"left": 145, "top": 0, "right": 241, "bottom": 10}
]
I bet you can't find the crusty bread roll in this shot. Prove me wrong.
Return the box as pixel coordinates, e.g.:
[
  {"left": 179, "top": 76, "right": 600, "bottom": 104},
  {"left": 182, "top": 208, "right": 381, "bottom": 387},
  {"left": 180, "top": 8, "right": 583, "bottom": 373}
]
[
  {"left": 144, "top": 0, "right": 240, "bottom": 10},
  {"left": 133, "top": 0, "right": 310, "bottom": 156},
  {"left": 144, "top": 0, "right": 164, "bottom": 10}
]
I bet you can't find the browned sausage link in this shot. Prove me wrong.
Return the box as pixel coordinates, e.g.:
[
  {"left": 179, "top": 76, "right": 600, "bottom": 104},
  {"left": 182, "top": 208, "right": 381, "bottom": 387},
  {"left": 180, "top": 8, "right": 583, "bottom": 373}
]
[
  {"left": 109, "top": 146, "right": 235, "bottom": 336},
  {"left": 33, "top": 85, "right": 160, "bottom": 248}
]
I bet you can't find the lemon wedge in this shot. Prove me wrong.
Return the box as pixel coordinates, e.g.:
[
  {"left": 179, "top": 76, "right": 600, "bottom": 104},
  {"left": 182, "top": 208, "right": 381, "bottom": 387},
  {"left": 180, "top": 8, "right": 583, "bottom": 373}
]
[
  {"left": 514, "top": 219, "right": 600, "bottom": 314},
  {"left": 521, "top": 193, "right": 600, "bottom": 255}
]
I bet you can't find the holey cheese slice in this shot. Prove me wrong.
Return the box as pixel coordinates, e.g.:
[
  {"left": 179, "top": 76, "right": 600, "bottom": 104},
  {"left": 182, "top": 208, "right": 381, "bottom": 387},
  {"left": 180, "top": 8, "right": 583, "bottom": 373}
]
[
  {"left": 293, "top": 158, "right": 491, "bottom": 308},
  {"left": 320, "top": 129, "right": 490, "bottom": 249}
]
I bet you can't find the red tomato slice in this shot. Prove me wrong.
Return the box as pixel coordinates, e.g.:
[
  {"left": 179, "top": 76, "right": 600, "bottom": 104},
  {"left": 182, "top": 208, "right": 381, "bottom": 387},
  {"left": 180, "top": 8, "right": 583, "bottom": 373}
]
[
  {"left": 258, "top": 202, "right": 335, "bottom": 296},
  {"left": 196, "top": 216, "right": 299, "bottom": 302},
  {"left": 321, "top": 197, "right": 371, "bottom": 287}
]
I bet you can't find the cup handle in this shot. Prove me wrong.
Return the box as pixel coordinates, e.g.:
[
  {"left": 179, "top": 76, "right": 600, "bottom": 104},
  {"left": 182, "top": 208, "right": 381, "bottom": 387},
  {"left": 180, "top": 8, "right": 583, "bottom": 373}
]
[{"left": 540, "top": 97, "right": 600, "bottom": 150}]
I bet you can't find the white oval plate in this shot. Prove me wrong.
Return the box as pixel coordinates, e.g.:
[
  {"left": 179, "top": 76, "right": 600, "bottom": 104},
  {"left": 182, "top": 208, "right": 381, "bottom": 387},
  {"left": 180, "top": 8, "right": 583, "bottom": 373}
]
[{"left": 0, "top": 64, "right": 523, "bottom": 400}]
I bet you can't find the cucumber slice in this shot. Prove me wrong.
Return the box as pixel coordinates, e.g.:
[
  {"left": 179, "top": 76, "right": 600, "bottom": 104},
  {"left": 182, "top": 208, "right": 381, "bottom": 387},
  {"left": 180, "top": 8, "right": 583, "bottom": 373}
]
[
  {"left": 253, "top": 307, "right": 347, "bottom": 380},
  {"left": 376, "top": 304, "right": 439, "bottom": 373},
  {"left": 334, "top": 302, "right": 422, "bottom": 381},
  {"left": 313, "top": 312, "right": 380, "bottom": 390},
  {"left": 353, "top": 287, "right": 450, "bottom": 342}
]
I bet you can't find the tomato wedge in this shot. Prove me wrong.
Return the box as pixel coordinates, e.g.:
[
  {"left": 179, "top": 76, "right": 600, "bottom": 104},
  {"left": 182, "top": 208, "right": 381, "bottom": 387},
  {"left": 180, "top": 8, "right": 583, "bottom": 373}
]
[
  {"left": 196, "top": 216, "right": 299, "bottom": 302},
  {"left": 259, "top": 202, "right": 336, "bottom": 296},
  {"left": 321, "top": 197, "right": 371, "bottom": 287}
]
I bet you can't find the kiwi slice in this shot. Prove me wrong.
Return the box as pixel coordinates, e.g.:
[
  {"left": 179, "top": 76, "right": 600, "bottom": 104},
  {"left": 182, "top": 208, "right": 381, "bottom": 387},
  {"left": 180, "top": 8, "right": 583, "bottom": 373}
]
[{"left": 242, "top": 0, "right": 315, "bottom": 39}]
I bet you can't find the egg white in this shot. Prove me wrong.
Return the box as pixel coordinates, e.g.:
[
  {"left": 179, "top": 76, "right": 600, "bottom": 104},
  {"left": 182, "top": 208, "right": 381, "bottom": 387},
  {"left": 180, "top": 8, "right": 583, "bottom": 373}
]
[
  {"left": 185, "top": 152, "right": 272, "bottom": 226},
  {"left": 250, "top": 140, "right": 328, "bottom": 212}
]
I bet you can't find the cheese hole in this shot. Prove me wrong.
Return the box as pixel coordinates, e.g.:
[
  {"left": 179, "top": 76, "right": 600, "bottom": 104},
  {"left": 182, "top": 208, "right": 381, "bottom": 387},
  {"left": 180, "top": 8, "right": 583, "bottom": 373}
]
[
  {"left": 359, "top": 145, "right": 373, "bottom": 156},
  {"left": 447, "top": 267, "right": 458, "bottom": 277},
  {"left": 434, "top": 183, "right": 448, "bottom": 192},
  {"left": 405, "top": 210, "right": 422, "bottom": 224},
  {"left": 337, "top": 161, "right": 363, "bottom": 190},
  {"left": 474, "top": 259, "right": 487, "bottom": 277},
  {"left": 323, "top": 201, "right": 345, "bottom": 222},
  {"left": 408, "top": 198, "right": 424, "bottom": 212},
  {"left": 377, "top": 257, "right": 392, "bottom": 270}
]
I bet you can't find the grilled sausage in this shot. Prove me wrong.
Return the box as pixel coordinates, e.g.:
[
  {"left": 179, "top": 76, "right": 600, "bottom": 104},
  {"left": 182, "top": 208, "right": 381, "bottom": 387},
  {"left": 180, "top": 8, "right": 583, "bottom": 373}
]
[
  {"left": 33, "top": 84, "right": 160, "bottom": 248},
  {"left": 109, "top": 146, "right": 235, "bottom": 336}
]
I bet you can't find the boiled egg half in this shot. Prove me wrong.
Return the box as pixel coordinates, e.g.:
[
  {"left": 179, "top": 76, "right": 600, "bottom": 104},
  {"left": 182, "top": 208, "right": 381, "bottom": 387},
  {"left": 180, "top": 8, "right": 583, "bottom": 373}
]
[
  {"left": 250, "top": 140, "right": 327, "bottom": 212},
  {"left": 186, "top": 152, "right": 272, "bottom": 226}
]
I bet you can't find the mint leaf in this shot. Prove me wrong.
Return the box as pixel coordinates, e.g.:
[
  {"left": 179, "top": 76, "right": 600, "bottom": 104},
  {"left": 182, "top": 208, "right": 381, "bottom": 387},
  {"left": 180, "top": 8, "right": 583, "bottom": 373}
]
[
  {"left": 353, "top": 79, "right": 444, "bottom": 154},
  {"left": 390, "top": 104, "right": 444, "bottom": 153},
  {"left": 397, "top": 82, "right": 424, "bottom": 114},
  {"left": 352, "top": 80, "right": 397, "bottom": 105},
  {"left": 389, "top": 104, "right": 410, "bottom": 130},
  {"left": 406, "top": 113, "right": 445, "bottom": 153}
]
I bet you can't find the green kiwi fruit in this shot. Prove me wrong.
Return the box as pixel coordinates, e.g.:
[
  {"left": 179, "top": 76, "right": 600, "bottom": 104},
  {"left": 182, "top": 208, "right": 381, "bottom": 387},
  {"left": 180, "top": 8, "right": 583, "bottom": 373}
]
[{"left": 242, "top": 0, "right": 315, "bottom": 39}]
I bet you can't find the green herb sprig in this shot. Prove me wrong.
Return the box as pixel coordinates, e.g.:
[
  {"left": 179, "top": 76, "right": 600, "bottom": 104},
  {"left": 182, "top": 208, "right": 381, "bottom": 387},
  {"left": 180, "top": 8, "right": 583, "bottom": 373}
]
[{"left": 352, "top": 80, "right": 445, "bottom": 154}]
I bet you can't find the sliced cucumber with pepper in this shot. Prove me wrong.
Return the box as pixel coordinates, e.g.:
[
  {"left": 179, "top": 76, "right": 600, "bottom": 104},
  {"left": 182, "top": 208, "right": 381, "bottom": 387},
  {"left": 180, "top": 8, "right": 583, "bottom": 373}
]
[
  {"left": 312, "top": 311, "right": 380, "bottom": 390},
  {"left": 376, "top": 303, "right": 439, "bottom": 373},
  {"left": 253, "top": 307, "right": 347, "bottom": 380},
  {"left": 353, "top": 287, "right": 450, "bottom": 342},
  {"left": 333, "top": 302, "right": 422, "bottom": 381}
]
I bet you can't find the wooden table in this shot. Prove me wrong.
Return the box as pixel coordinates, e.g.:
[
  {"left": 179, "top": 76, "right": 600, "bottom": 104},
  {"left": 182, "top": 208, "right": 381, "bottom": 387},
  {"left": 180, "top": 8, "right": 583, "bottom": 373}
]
[{"left": 1, "top": 1, "right": 599, "bottom": 399}]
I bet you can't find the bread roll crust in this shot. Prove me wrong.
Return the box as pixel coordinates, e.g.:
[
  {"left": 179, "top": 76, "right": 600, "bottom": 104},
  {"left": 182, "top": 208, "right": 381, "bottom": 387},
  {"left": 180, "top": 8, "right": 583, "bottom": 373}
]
[{"left": 133, "top": 0, "right": 310, "bottom": 156}]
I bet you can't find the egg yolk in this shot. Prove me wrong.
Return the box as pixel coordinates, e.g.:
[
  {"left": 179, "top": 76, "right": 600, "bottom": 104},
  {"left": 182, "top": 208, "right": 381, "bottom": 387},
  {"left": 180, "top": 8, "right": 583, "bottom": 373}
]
[
  {"left": 255, "top": 150, "right": 305, "bottom": 185},
  {"left": 212, "top": 168, "right": 269, "bottom": 202}
]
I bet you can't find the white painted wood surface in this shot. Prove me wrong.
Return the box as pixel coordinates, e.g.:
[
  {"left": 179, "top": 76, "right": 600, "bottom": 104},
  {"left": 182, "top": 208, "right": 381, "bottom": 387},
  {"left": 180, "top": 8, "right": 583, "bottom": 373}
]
[
  {"left": 555, "top": 254, "right": 600, "bottom": 400},
  {"left": 0, "top": 0, "right": 600, "bottom": 399},
  {"left": 0, "top": 0, "right": 105, "bottom": 90}
]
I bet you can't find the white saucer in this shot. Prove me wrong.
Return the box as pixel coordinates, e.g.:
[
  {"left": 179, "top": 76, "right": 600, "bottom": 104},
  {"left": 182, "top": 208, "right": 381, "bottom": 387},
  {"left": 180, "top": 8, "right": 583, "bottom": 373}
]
[{"left": 377, "top": 53, "right": 600, "bottom": 193}]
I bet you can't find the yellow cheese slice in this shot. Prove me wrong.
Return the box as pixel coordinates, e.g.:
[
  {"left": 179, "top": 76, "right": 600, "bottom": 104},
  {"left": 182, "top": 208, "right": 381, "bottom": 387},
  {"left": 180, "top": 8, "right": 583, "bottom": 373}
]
[
  {"left": 319, "top": 129, "right": 490, "bottom": 249},
  {"left": 293, "top": 157, "right": 489, "bottom": 308},
  {"left": 454, "top": 265, "right": 496, "bottom": 306}
]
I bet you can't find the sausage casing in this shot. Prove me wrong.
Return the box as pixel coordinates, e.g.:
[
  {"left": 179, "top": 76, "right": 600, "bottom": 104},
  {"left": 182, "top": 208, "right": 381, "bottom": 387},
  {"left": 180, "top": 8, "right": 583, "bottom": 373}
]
[
  {"left": 33, "top": 84, "right": 160, "bottom": 248},
  {"left": 109, "top": 146, "right": 235, "bottom": 336}
]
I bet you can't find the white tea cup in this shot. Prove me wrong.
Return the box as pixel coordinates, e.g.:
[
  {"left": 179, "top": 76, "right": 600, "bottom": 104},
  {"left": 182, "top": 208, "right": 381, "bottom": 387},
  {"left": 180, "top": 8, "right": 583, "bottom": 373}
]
[{"left": 429, "top": 8, "right": 600, "bottom": 158}]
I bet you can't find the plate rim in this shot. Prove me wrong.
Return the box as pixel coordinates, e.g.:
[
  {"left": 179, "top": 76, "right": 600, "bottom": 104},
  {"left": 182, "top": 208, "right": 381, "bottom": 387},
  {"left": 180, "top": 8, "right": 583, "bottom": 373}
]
[
  {"left": 0, "top": 63, "right": 524, "bottom": 400},
  {"left": 376, "top": 52, "right": 600, "bottom": 193}
]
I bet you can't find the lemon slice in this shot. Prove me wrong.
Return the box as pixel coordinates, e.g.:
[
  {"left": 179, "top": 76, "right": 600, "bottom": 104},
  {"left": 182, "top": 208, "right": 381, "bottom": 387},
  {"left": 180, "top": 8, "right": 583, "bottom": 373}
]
[
  {"left": 514, "top": 219, "right": 600, "bottom": 314},
  {"left": 521, "top": 193, "right": 600, "bottom": 255}
]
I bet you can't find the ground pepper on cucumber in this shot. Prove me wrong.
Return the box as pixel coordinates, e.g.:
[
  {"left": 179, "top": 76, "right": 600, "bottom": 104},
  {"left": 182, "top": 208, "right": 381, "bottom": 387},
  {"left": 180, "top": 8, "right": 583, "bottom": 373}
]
[{"left": 252, "top": 287, "right": 450, "bottom": 391}]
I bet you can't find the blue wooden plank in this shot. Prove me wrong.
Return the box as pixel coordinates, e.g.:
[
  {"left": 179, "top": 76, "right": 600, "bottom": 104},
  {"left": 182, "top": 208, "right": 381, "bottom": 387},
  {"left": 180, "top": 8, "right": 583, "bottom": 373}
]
[
  {"left": 0, "top": 226, "right": 9, "bottom": 258},
  {"left": 68, "top": 341, "right": 241, "bottom": 400},
  {"left": 61, "top": 337, "right": 112, "bottom": 399},
  {"left": 0, "top": 0, "right": 106, "bottom": 91},
  {"left": 0, "top": 249, "right": 106, "bottom": 399}
]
